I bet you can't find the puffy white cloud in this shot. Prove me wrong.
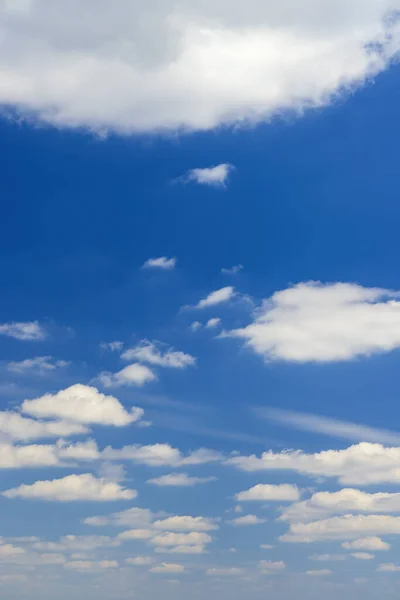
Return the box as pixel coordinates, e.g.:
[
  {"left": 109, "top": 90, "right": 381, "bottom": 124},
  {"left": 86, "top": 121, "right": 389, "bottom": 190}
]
[
  {"left": 281, "top": 515, "right": 400, "bottom": 543},
  {"left": 126, "top": 556, "right": 154, "bottom": 565},
  {"left": 258, "top": 407, "right": 400, "bottom": 445},
  {"left": 156, "top": 544, "right": 206, "bottom": 554},
  {"left": 0, "top": 412, "right": 89, "bottom": 441},
  {"left": 0, "top": 1, "right": 398, "bottom": 134},
  {"left": 151, "top": 532, "right": 211, "bottom": 548},
  {"left": 97, "top": 364, "right": 156, "bottom": 388},
  {"left": 7, "top": 356, "right": 69, "bottom": 375},
  {"left": 0, "top": 321, "right": 46, "bottom": 341},
  {"left": 206, "top": 567, "right": 243, "bottom": 576},
  {"left": 84, "top": 507, "right": 155, "bottom": 528},
  {"left": 205, "top": 318, "right": 222, "bottom": 329},
  {"left": 3, "top": 473, "right": 137, "bottom": 501},
  {"left": 150, "top": 563, "right": 184, "bottom": 574},
  {"left": 122, "top": 340, "right": 196, "bottom": 368},
  {"left": 142, "top": 257, "right": 176, "bottom": 270},
  {"left": 33, "top": 535, "right": 119, "bottom": 552},
  {"left": 183, "top": 164, "right": 234, "bottom": 187},
  {"left": 229, "top": 514, "right": 266, "bottom": 526},
  {"left": 22, "top": 384, "right": 144, "bottom": 426},
  {"left": 236, "top": 483, "right": 300, "bottom": 502},
  {"left": 342, "top": 537, "right": 390, "bottom": 551},
  {"left": 0, "top": 543, "right": 25, "bottom": 557},
  {"left": 118, "top": 529, "right": 155, "bottom": 541},
  {"left": 103, "top": 443, "right": 221, "bottom": 467},
  {"left": 196, "top": 287, "right": 235, "bottom": 309},
  {"left": 227, "top": 282, "right": 400, "bottom": 363},
  {"left": 378, "top": 563, "right": 400, "bottom": 572},
  {"left": 305, "top": 569, "right": 332, "bottom": 577},
  {"left": 147, "top": 473, "right": 216, "bottom": 487},
  {"left": 280, "top": 489, "right": 400, "bottom": 523},
  {"left": 0, "top": 442, "right": 61, "bottom": 469},
  {"left": 228, "top": 442, "right": 400, "bottom": 486},
  {"left": 153, "top": 516, "right": 218, "bottom": 532},
  {"left": 351, "top": 552, "right": 374, "bottom": 560}
]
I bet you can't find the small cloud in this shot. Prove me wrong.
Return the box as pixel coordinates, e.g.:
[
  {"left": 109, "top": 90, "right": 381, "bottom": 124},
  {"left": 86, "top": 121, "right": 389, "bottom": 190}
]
[
  {"left": 97, "top": 364, "right": 156, "bottom": 388},
  {"left": 190, "top": 321, "right": 202, "bottom": 332},
  {"left": 305, "top": 570, "right": 332, "bottom": 577},
  {"left": 182, "top": 163, "right": 234, "bottom": 188},
  {"left": 206, "top": 318, "right": 221, "bottom": 329},
  {"left": 122, "top": 340, "right": 196, "bottom": 369},
  {"left": 100, "top": 341, "right": 124, "bottom": 352},
  {"left": 150, "top": 563, "right": 184, "bottom": 574},
  {"left": 0, "top": 321, "right": 47, "bottom": 341},
  {"left": 7, "top": 356, "right": 69, "bottom": 375},
  {"left": 126, "top": 556, "right": 154, "bottom": 566},
  {"left": 206, "top": 567, "right": 243, "bottom": 576},
  {"left": 228, "top": 515, "right": 266, "bottom": 526},
  {"left": 221, "top": 265, "right": 243, "bottom": 275},
  {"left": 142, "top": 257, "right": 176, "bottom": 270},
  {"left": 196, "top": 287, "right": 235, "bottom": 309},
  {"left": 147, "top": 473, "right": 216, "bottom": 487},
  {"left": 351, "top": 552, "right": 375, "bottom": 560}
]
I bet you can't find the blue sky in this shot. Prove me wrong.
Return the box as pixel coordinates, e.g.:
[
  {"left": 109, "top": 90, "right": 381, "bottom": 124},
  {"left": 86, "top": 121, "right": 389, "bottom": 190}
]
[{"left": 1, "top": 2, "right": 400, "bottom": 599}]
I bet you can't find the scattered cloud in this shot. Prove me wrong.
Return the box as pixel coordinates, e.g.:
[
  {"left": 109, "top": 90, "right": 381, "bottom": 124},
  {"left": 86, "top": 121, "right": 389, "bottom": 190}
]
[
  {"left": 221, "top": 265, "right": 244, "bottom": 275},
  {"left": 259, "top": 560, "right": 286, "bottom": 573},
  {"left": 236, "top": 483, "right": 300, "bottom": 502},
  {"left": 22, "top": 384, "right": 144, "bottom": 426},
  {"left": 0, "top": 412, "right": 89, "bottom": 441},
  {"left": 150, "top": 532, "right": 212, "bottom": 549},
  {"left": 3, "top": 473, "right": 137, "bottom": 502},
  {"left": 229, "top": 442, "right": 400, "bottom": 485},
  {"left": 103, "top": 443, "right": 222, "bottom": 467},
  {"left": 64, "top": 560, "right": 118, "bottom": 571},
  {"left": 84, "top": 507, "right": 154, "bottom": 528},
  {"left": 378, "top": 563, "right": 400, "bottom": 572},
  {"left": 257, "top": 407, "right": 400, "bottom": 445},
  {"left": 126, "top": 556, "right": 154, "bottom": 566},
  {"left": 205, "top": 318, "right": 221, "bottom": 329},
  {"left": 7, "top": 356, "right": 69, "bottom": 375},
  {"left": 143, "top": 257, "right": 176, "bottom": 270},
  {"left": 227, "top": 282, "right": 400, "bottom": 362},
  {"left": 33, "top": 535, "right": 119, "bottom": 552},
  {"left": 100, "top": 341, "right": 124, "bottom": 352},
  {"left": 305, "top": 570, "right": 332, "bottom": 577},
  {"left": 206, "top": 567, "right": 243, "bottom": 576},
  {"left": 229, "top": 514, "right": 266, "bottom": 526},
  {"left": 97, "top": 364, "right": 157, "bottom": 388},
  {"left": 190, "top": 321, "right": 202, "bottom": 332},
  {"left": 147, "top": 473, "right": 216, "bottom": 487},
  {"left": 118, "top": 529, "right": 155, "bottom": 541},
  {"left": 153, "top": 516, "right": 218, "bottom": 532},
  {"left": 351, "top": 552, "right": 375, "bottom": 560},
  {"left": 0, "top": 321, "right": 47, "bottom": 341},
  {"left": 196, "top": 287, "right": 235, "bottom": 309},
  {"left": 310, "top": 554, "right": 346, "bottom": 562},
  {"left": 121, "top": 340, "right": 196, "bottom": 368},
  {"left": 183, "top": 164, "right": 234, "bottom": 187},
  {"left": 342, "top": 537, "right": 390, "bottom": 551},
  {"left": 150, "top": 563, "right": 184, "bottom": 574}
]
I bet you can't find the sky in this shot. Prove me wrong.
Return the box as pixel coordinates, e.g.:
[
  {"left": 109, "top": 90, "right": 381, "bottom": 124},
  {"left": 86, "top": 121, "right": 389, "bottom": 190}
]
[{"left": 1, "top": 1, "right": 400, "bottom": 599}]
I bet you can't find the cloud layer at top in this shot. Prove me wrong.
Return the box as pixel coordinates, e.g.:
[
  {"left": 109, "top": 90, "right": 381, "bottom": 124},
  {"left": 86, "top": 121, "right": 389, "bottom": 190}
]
[{"left": 0, "top": 0, "right": 398, "bottom": 133}]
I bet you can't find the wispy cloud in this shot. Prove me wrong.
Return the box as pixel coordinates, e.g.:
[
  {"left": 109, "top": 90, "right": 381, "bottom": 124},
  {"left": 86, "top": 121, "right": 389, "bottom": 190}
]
[
  {"left": 142, "top": 257, "right": 176, "bottom": 270},
  {"left": 0, "top": 321, "right": 47, "bottom": 341},
  {"left": 182, "top": 164, "right": 235, "bottom": 188}
]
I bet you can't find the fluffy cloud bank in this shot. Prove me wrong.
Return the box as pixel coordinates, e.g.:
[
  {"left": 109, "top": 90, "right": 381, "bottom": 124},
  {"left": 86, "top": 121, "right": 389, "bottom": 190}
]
[{"left": 0, "top": 1, "right": 399, "bottom": 133}]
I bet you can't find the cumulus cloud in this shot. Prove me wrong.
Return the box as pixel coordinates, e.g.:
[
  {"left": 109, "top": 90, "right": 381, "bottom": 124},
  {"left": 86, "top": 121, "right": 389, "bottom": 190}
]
[
  {"left": 7, "top": 356, "right": 69, "bottom": 375},
  {"left": 153, "top": 516, "right": 218, "bottom": 532},
  {"left": 342, "top": 537, "right": 390, "bottom": 551},
  {"left": 126, "top": 556, "right": 154, "bottom": 566},
  {"left": 3, "top": 473, "right": 137, "bottom": 502},
  {"left": 150, "top": 532, "right": 212, "bottom": 548},
  {"left": 206, "top": 567, "right": 243, "bottom": 576},
  {"left": 22, "top": 384, "right": 144, "bottom": 426},
  {"left": 0, "top": 2, "right": 399, "bottom": 134},
  {"left": 281, "top": 515, "right": 400, "bottom": 543},
  {"left": 0, "top": 412, "right": 89, "bottom": 441},
  {"left": 227, "top": 282, "right": 400, "bottom": 362},
  {"left": 0, "top": 321, "right": 46, "bottom": 341},
  {"left": 228, "top": 442, "right": 400, "bottom": 486},
  {"left": 236, "top": 483, "right": 300, "bottom": 502},
  {"left": 84, "top": 507, "right": 154, "bottom": 528},
  {"left": 121, "top": 340, "right": 195, "bottom": 368},
  {"left": 196, "top": 287, "right": 235, "bottom": 309},
  {"left": 351, "top": 552, "right": 375, "bottom": 560},
  {"left": 150, "top": 563, "right": 184, "bottom": 574},
  {"left": 147, "top": 473, "right": 216, "bottom": 487},
  {"left": 258, "top": 407, "right": 400, "bottom": 445},
  {"left": 229, "top": 514, "right": 266, "bottom": 526},
  {"left": 0, "top": 441, "right": 62, "bottom": 469},
  {"left": 97, "top": 363, "right": 156, "bottom": 388},
  {"left": 280, "top": 489, "right": 400, "bottom": 523},
  {"left": 118, "top": 529, "right": 155, "bottom": 541},
  {"left": 183, "top": 164, "right": 234, "bottom": 187},
  {"left": 142, "top": 257, "right": 176, "bottom": 270},
  {"left": 103, "top": 443, "right": 221, "bottom": 467},
  {"left": 377, "top": 563, "right": 400, "bottom": 572}
]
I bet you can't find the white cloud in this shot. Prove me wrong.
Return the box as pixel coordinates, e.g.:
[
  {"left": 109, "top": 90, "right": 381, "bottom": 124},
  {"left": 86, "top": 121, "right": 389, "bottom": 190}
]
[
  {"left": 227, "top": 282, "right": 400, "bottom": 362},
  {"left": 118, "top": 529, "right": 155, "bottom": 541},
  {"left": 0, "top": 543, "right": 25, "bottom": 557},
  {"left": 229, "top": 514, "right": 266, "bottom": 526},
  {"left": 64, "top": 560, "right": 118, "bottom": 571},
  {"left": 150, "top": 532, "right": 212, "bottom": 547},
  {"left": 0, "top": 442, "right": 61, "bottom": 469},
  {"left": 156, "top": 544, "right": 206, "bottom": 554},
  {"left": 196, "top": 287, "right": 235, "bottom": 309},
  {"left": 103, "top": 443, "right": 221, "bottom": 467},
  {"left": 97, "top": 364, "right": 156, "bottom": 388},
  {"left": 236, "top": 483, "right": 300, "bottom": 502},
  {"left": 190, "top": 321, "right": 202, "bottom": 332},
  {"left": 260, "top": 544, "right": 274, "bottom": 550},
  {"left": 184, "top": 164, "right": 234, "bottom": 187},
  {"left": 259, "top": 560, "right": 286, "bottom": 573},
  {"left": 0, "top": 2, "right": 398, "bottom": 134},
  {"left": 228, "top": 442, "right": 400, "bottom": 486},
  {"left": 33, "top": 535, "right": 119, "bottom": 552},
  {"left": 281, "top": 489, "right": 400, "bottom": 523},
  {"left": 305, "top": 570, "right": 332, "bottom": 577},
  {"left": 0, "top": 321, "right": 46, "bottom": 341},
  {"left": 121, "top": 340, "right": 196, "bottom": 368},
  {"left": 0, "top": 412, "right": 89, "bottom": 441},
  {"left": 100, "top": 341, "right": 124, "bottom": 352},
  {"left": 258, "top": 407, "right": 400, "bottom": 445},
  {"left": 3, "top": 473, "right": 137, "bottom": 502},
  {"left": 7, "top": 356, "right": 69, "bottom": 375},
  {"left": 205, "top": 318, "right": 222, "bottom": 329},
  {"left": 281, "top": 515, "right": 400, "bottom": 543},
  {"left": 351, "top": 552, "right": 375, "bottom": 560},
  {"left": 221, "top": 265, "right": 244, "bottom": 275},
  {"left": 84, "top": 507, "right": 155, "bottom": 528},
  {"left": 310, "top": 554, "right": 346, "bottom": 562},
  {"left": 342, "top": 537, "right": 390, "bottom": 551},
  {"left": 206, "top": 567, "right": 243, "bottom": 577},
  {"left": 126, "top": 556, "right": 153, "bottom": 565},
  {"left": 153, "top": 516, "right": 218, "bottom": 532},
  {"left": 147, "top": 473, "right": 216, "bottom": 487},
  {"left": 143, "top": 257, "right": 176, "bottom": 270},
  {"left": 378, "top": 563, "right": 400, "bottom": 572},
  {"left": 22, "top": 384, "right": 144, "bottom": 426},
  {"left": 150, "top": 563, "right": 184, "bottom": 574}
]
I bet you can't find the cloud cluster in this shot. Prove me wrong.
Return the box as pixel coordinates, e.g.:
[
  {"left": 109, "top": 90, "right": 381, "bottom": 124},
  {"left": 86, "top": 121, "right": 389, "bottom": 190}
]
[{"left": 0, "top": 1, "right": 398, "bottom": 133}]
